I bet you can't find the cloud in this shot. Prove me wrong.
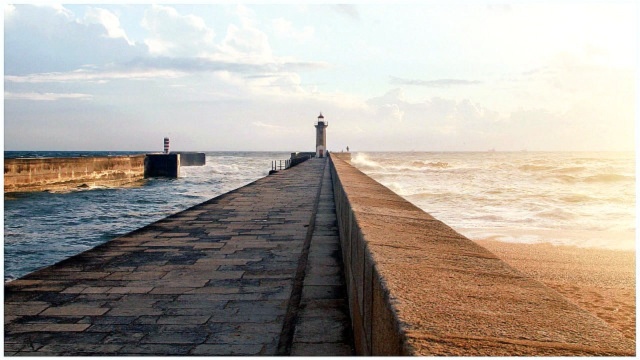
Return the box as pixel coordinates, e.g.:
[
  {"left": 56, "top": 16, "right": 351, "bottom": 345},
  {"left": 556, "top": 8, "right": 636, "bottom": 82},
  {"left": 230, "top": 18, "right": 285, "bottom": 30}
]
[
  {"left": 4, "top": 4, "right": 16, "bottom": 18},
  {"left": 5, "top": 68, "right": 186, "bottom": 83},
  {"left": 4, "top": 92, "right": 93, "bottom": 101},
  {"left": 5, "top": 57, "right": 328, "bottom": 85},
  {"left": 378, "top": 104, "right": 404, "bottom": 122},
  {"left": 252, "top": 121, "right": 295, "bottom": 133},
  {"left": 141, "top": 4, "right": 216, "bottom": 57},
  {"left": 367, "top": 88, "right": 406, "bottom": 104},
  {"left": 390, "top": 77, "right": 482, "bottom": 87},
  {"left": 5, "top": 4, "right": 326, "bottom": 93},
  {"left": 4, "top": 5, "right": 147, "bottom": 75},
  {"left": 217, "top": 23, "right": 274, "bottom": 64},
  {"left": 272, "top": 18, "right": 314, "bottom": 43},
  {"left": 83, "top": 7, "right": 132, "bottom": 44},
  {"left": 332, "top": 5, "right": 359, "bottom": 20}
]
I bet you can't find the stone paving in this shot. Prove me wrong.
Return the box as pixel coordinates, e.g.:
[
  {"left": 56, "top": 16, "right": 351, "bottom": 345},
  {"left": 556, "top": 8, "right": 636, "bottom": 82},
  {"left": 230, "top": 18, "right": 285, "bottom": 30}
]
[
  {"left": 291, "top": 159, "right": 354, "bottom": 355},
  {"left": 4, "top": 157, "right": 354, "bottom": 356}
]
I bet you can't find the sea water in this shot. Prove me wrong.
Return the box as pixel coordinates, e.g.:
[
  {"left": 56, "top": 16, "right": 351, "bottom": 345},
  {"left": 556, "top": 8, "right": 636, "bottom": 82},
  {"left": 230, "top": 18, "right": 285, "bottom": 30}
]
[
  {"left": 3, "top": 151, "right": 635, "bottom": 282},
  {"left": 350, "top": 151, "right": 635, "bottom": 252}
]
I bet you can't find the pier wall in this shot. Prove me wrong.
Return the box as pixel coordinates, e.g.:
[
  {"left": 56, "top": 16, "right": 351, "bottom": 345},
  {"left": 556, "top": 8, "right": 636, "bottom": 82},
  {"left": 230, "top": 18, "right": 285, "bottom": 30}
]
[
  {"left": 144, "top": 153, "right": 180, "bottom": 178},
  {"left": 4, "top": 155, "right": 146, "bottom": 193},
  {"left": 5, "top": 152, "right": 207, "bottom": 193},
  {"left": 289, "top": 152, "right": 315, "bottom": 168},
  {"left": 328, "top": 153, "right": 634, "bottom": 356}
]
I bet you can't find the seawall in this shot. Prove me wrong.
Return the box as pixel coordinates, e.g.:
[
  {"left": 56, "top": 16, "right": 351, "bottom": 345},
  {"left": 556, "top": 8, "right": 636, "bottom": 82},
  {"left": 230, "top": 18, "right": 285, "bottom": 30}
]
[
  {"left": 4, "top": 155, "right": 146, "bottom": 193},
  {"left": 328, "top": 152, "right": 634, "bottom": 356},
  {"left": 4, "top": 152, "right": 207, "bottom": 193}
]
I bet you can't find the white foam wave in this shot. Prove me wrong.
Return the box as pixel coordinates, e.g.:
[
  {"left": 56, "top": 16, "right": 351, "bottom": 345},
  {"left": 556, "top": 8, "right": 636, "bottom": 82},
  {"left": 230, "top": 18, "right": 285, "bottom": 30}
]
[
  {"left": 352, "top": 151, "right": 635, "bottom": 250},
  {"left": 350, "top": 153, "right": 385, "bottom": 170}
]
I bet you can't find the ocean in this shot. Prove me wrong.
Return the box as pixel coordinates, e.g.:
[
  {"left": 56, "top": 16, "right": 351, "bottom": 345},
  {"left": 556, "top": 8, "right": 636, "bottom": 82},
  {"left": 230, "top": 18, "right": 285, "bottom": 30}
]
[
  {"left": 3, "top": 151, "right": 635, "bottom": 282},
  {"left": 350, "top": 151, "right": 635, "bottom": 252}
]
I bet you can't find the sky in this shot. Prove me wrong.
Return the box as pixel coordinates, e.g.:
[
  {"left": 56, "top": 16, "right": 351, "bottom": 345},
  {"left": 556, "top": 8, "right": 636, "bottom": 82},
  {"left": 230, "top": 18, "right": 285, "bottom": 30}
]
[{"left": 3, "top": 2, "right": 638, "bottom": 152}]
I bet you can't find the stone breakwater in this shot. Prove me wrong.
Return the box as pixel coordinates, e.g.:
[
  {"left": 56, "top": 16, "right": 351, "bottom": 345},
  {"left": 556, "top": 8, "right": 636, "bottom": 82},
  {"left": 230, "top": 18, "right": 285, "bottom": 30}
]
[
  {"left": 4, "top": 153, "right": 206, "bottom": 193},
  {"left": 4, "top": 158, "right": 353, "bottom": 356},
  {"left": 329, "top": 152, "right": 634, "bottom": 356},
  {"left": 4, "top": 155, "right": 146, "bottom": 193}
]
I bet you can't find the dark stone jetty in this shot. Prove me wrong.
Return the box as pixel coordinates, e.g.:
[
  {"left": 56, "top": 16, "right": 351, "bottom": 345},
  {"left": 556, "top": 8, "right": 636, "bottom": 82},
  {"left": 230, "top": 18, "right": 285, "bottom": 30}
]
[{"left": 4, "top": 157, "right": 354, "bottom": 356}]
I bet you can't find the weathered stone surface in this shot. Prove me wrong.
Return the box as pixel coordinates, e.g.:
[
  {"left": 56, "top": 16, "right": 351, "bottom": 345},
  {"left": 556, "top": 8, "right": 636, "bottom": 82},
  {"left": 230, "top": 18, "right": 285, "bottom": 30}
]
[
  {"left": 290, "top": 161, "right": 355, "bottom": 355},
  {"left": 4, "top": 158, "right": 350, "bottom": 356},
  {"left": 4, "top": 155, "right": 146, "bottom": 193},
  {"left": 329, "top": 154, "right": 636, "bottom": 356}
]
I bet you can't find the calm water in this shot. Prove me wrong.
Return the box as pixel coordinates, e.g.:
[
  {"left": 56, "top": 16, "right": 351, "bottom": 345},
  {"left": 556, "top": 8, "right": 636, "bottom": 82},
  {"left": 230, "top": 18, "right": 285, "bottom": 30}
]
[
  {"left": 351, "top": 151, "right": 636, "bottom": 252},
  {"left": 4, "top": 151, "right": 635, "bottom": 282},
  {"left": 4, "top": 151, "right": 290, "bottom": 281}
]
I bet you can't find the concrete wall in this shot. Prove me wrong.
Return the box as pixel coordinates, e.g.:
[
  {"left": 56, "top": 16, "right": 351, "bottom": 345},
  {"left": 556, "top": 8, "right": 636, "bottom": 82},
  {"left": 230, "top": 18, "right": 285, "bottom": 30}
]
[
  {"left": 144, "top": 154, "right": 180, "bottom": 178},
  {"left": 328, "top": 153, "right": 634, "bottom": 356},
  {"left": 4, "top": 155, "right": 146, "bottom": 193}
]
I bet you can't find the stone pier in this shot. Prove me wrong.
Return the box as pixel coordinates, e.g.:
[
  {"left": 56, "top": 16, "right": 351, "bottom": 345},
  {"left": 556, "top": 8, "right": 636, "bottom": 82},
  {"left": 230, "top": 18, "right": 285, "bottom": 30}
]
[
  {"left": 4, "top": 158, "right": 353, "bottom": 356},
  {"left": 4, "top": 154, "right": 634, "bottom": 356}
]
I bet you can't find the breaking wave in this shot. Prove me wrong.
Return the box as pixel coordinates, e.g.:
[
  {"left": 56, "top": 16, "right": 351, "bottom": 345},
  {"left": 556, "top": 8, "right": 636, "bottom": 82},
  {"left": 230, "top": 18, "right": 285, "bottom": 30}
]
[{"left": 351, "top": 151, "right": 635, "bottom": 251}]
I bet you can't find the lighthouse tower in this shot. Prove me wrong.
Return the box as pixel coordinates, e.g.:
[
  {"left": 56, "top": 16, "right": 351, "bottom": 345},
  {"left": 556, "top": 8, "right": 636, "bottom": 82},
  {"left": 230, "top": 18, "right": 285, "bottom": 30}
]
[{"left": 315, "top": 112, "right": 328, "bottom": 158}]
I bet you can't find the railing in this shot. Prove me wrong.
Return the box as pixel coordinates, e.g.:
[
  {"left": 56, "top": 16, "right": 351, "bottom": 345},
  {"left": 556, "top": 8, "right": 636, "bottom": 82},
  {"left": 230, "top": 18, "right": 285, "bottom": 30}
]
[
  {"left": 270, "top": 152, "right": 315, "bottom": 173},
  {"left": 271, "top": 159, "right": 291, "bottom": 171}
]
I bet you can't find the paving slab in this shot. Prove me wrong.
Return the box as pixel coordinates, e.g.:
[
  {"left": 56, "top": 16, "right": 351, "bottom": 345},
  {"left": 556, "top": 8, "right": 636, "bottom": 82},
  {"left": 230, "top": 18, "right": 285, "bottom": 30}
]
[
  {"left": 290, "top": 161, "right": 355, "bottom": 356},
  {"left": 4, "top": 158, "right": 353, "bottom": 356}
]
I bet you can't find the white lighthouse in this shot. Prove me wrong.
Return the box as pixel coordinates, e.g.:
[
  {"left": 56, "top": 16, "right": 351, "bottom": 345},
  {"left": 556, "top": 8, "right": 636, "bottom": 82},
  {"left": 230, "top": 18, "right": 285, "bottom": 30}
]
[{"left": 315, "top": 112, "right": 328, "bottom": 158}]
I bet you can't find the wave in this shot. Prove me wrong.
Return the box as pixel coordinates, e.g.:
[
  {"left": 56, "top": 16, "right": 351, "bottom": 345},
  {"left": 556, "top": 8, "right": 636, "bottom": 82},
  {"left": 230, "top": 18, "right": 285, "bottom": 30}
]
[
  {"left": 551, "top": 166, "right": 587, "bottom": 174},
  {"left": 584, "top": 174, "right": 634, "bottom": 183},
  {"left": 545, "top": 173, "right": 633, "bottom": 184},
  {"left": 351, "top": 153, "right": 385, "bottom": 170},
  {"left": 559, "top": 194, "right": 595, "bottom": 203},
  {"left": 470, "top": 214, "right": 505, "bottom": 222},
  {"left": 353, "top": 153, "right": 452, "bottom": 174},
  {"left": 409, "top": 161, "right": 449, "bottom": 169},
  {"left": 519, "top": 164, "right": 555, "bottom": 172},
  {"left": 535, "top": 208, "right": 576, "bottom": 221}
]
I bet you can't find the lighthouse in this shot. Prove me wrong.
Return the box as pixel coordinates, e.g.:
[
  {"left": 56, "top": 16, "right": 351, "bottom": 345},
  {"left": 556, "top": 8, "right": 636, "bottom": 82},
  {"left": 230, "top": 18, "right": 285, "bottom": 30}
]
[{"left": 315, "top": 112, "right": 328, "bottom": 158}]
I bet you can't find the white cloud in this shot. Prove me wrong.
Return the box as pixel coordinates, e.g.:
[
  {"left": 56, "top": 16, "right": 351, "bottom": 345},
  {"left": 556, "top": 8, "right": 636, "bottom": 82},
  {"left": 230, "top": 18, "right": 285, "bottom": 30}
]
[
  {"left": 142, "top": 4, "right": 216, "bottom": 57},
  {"left": 5, "top": 92, "right": 93, "bottom": 101},
  {"left": 332, "top": 4, "right": 359, "bottom": 20},
  {"left": 83, "top": 7, "right": 132, "bottom": 45},
  {"left": 5, "top": 68, "right": 186, "bottom": 83},
  {"left": 4, "top": 4, "right": 16, "bottom": 19},
  {"left": 378, "top": 104, "right": 404, "bottom": 122},
  {"left": 390, "top": 77, "right": 482, "bottom": 87},
  {"left": 5, "top": 5, "right": 147, "bottom": 74},
  {"left": 252, "top": 121, "right": 294, "bottom": 134},
  {"left": 217, "top": 24, "right": 273, "bottom": 63},
  {"left": 5, "top": 4, "right": 633, "bottom": 152},
  {"left": 272, "top": 18, "right": 314, "bottom": 43}
]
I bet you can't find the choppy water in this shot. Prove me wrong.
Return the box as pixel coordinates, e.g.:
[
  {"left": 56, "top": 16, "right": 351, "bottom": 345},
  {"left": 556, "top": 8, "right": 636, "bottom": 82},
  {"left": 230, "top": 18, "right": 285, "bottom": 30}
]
[
  {"left": 350, "top": 152, "right": 636, "bottom": 251},
  {"left": 4, "top": 151, "right": 635, "bottom": 282},
  {"left": 4, "top": 151, "right": 290, "bottom": 281}
]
